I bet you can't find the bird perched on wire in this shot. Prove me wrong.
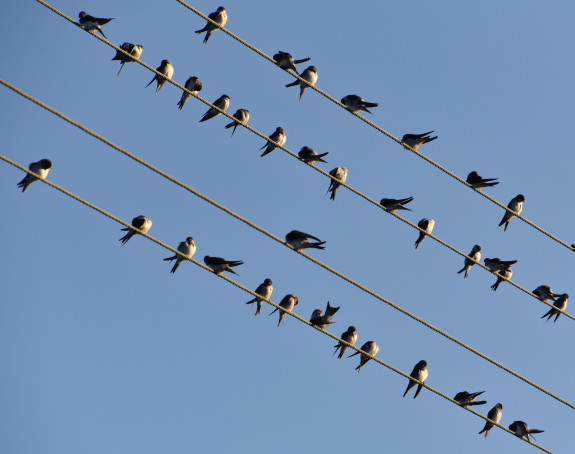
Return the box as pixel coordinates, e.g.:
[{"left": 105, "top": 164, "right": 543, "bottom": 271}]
[
  {"left": 326, "top": 167, "right": 348, "bottom": 200},
  {"left": 199, "top": 95, "right": 230, "bottom": 122},
  {"left": 466, "top": 171, "right": 499, "bottom": 192},
  {"left": 285, "top": 230, "right": 325, "bottom": 252},
  {"left": 298, "top": 146, "right": 328, "bottom": 164},
  {"left": 457, "top": 244, "right": 482, "bottom": 278},
  {"left": 541, "top": 293, "right": 568, "bottom": 323},
  {"left": 349, "top": 341, "right": 379, "bottom": 372},
  {"left": 273, "top": 51, "right": 311, "bottom": 72},
  {"left": 112, "top": 43, "right": 143, "bottom": 76},
  {"left": 499, "top": 194, "right": 525, "bottom": 231},
  {"left": 402, "top": 360, "right": 428, "bottom": 399},
  {"left": 508, "top": 421, "right": 544, "bottom": 441},
  {"left": 204, "top": 255, "right": 244, "bottom": 276},
  {"left": 177, "top": 76, "right": 202, "bottom": 110},
  {"left": 532, "top": 285, "right": 555, "bottom": 303},
  {"left": 163, "top": 237, "right": 196, "bottom": 274},
  {"left": 414, "top": 218, "right": 435, "bottom": 249},
  {"left": 119, "top": 215, "right": 152, "bottom": 245},
  {"left": 260, "top": 127, "right": 286, "bottom": 157},
  {"left": 333, "top": 326, "right": 357, "bottom": 359},
  {"left": 78, "top": 11, "right": 113, "bottom": 39},
  {"left": 453, "top": 391, "right": 487, "bottom": 407},
  {"left": 224, "top": 109, "right": 250, "bottom": 136},
  {"left": 269, "top": 294, "right": 298, "bottom": 327},
  {"left": 478, "top": 403, "right": 503, "bottom": 438},
  {"left": 401, "top": 131, "right": 438, "bottom": 151},
  {"left": 245, "top": 278, "right": 273, "bottom": 316},
  {"left": 484, "top": 258, "right": 516, "bottom": 291},
  {"left": 195, "top": 6, "right": 227, "bottom": 44},
  {"left": 16, "top": 159, "right": 52, "bottom": 192},
  {"left": 310, "top": 301, "right": 340, "bottom": 330},
  {"left": 285, "top": 66, "right": 318, "bottom": 100},
  {"left": 340, "top": 95, "right": 378, "bottom": 114},
  {"left": 145, "top": 60, "right": 174, "bottom": 94},
  {"left": 380, "top": 196, "right": 413, "bottom": 214}
]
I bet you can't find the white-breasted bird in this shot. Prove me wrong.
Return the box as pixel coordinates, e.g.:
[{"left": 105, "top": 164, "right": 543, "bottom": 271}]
[
  {"left": 349, "top": 341, "right": 379, "bottom": 372},
  {"left": 414, "top": 218, "right": 435, "bottom": 249},
  {"left": 508, "top": 421, "right": 544, "bottom": 441},
  {"left": 326, "top": 167, "right": 348, "bottom": 200},
  {"left": 204, "top": 255, "right": 244, "bottom": 276},
  {"left": 273, "top": 51, "right": 310, "bottom": 72},
  {"left": 195, "top": 7, "right": 227, "bottom": 44},
  {"left": 403, "top": 360, "right": 428, "bottom": 399},
  {"left": 163, "top": 237, "right": 196, "bottom": 274},
  {"left": 484, "top": 258, "right": 516, "bottom": 291},
  {"left": 145, "top": 60, "right": 174, "bottom": 94},
  {"left": 199, "top": 94, "right": 230, "bottom": 122},
  {"left": 112, "top": 43, "right": 143, "bottom": 76},
  {"left": 177, "top": 76, "right": 202, "bottom": 110},
  {"left": 119, "top": 215, "right": 152, "bottom": 245},
  {"left": 532, "top": 285, "right": 555, "bottom": 303},
  {"left": 17, "top": 159, "right": 52, "bottom": 192},
  {"left": 401, "top": 131, "right": 438, "bottom": 150},
  {"left": 298, "top": 146, "right": 328, "bottom": 164},
  {"left": 499, "top": 194, "right": 525, "bottom": 231},
  {"left": 453, "top": 391, "right": 486, "bottom": 407},
  {"left": 285, "top": 230, "right": 325, "bottom": 251},
  {"left": 333, "top": 326, "right": 357, "bottom": 359},
  {"left": 224, "top": 109, "right": 249, "bottom": 136},
  {"left": 457, "top": 244, "right": 482, "bottom": 278},
  {"left": 78, "top": 11, "right": 113, "bottom": 39},
  {"left": 341, "top": 95, "right": 378, "bottom": 114},
  {"left": 478, "top": 403, "right": 503, "bottom": 438},
  {"left": 260, "top": 127, "right": 286, "bottom": 157},
  {"left": 245, "top": 278, "right": 273, "bottom": 316},
  {"left": 269, "top": 294, "right": 299, "bottom": 327},
  {"left": 541, "top": 293, "right": 568, "bottom": 323},
  {"left": 285, "top": 66, "right": 318, "bottom": 100},
  {"left": 310, "top": 301, "right": 340, "bottom": 330}
]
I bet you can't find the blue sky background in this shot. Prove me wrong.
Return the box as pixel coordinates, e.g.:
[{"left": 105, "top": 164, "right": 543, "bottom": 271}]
[{"left": 1, "top": 1, "right": 574, "bottom": 453}]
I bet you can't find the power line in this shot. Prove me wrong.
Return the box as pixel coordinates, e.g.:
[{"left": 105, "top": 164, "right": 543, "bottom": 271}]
[
  {"left": 0, "top": 154, "right": 555, "bottom": 454},
  {"left": 174, "top": 0, "right": 575, "bottom": 255},
  {"left": 1, "top": 80, "right": 572, "bottom": 413}
]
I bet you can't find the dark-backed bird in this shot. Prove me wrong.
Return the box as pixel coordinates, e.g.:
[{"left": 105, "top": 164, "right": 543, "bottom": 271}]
[
  {"left": 260, "top": 127, "right": 286, "bottom": 157},
  {"left": 310, "top": 301, "right": 340, "bottom": 330},
  {"left": 403, "top": 360, "right": 428, "bottom": 399},
  {"left": 17, "top": 159, "right": 52, "bottom": 192},
  {"left": 78, "top": 11, "right": 113, "bottom": 39},
  {"left": 245, "top": 278, "right": 273, "bottom": 316},
  {"left": 163, "top": 237, "right": 196, "bottom": 274},
  {"left": 273, "top": 51, "right": 310, "bottom": 72},
  {"left": 326, "top": 167, "right": 348, "bottom": 200},
  {"left": 454, "top": 391, "right": 486, "bottom": 407},
  {"left": 285, "top": 66, "right": 318, "bottom": 100},
  {"left": 145, "top": 60, "right": 174, "bottom": 94},
  {"left": 414, "top": 218, "right": 435, "bottom": 249},
  {"left": 509, "top": 421, "right": 544, "bottom": 441},
  {"left": 349, "top": 341, "right": 379, "bottom": 373},
  {"left": 457, "top": 244, "right": 481, "bottom": 278},
  {"left": 499, "top": 194, "right": 525, "bottom": 231},
  {"left": 269, "top": 294, "right": 298, "bottom": 327},
  {"left": 177, "top": 76, "right": 202, "bottom": 110},
  {"left": 380, "top": 196, "right": 413, "bottom": 214},
  {"left": 401, "top": 131, "right": 438, "bottom": 150},
  {"left": 341, "top": 95, "right": 378, "bottom": 114},
  {"left": 298, "top": 146, "right": 328, "bottom": 164},
  {"left": 333, "top": 326, "right": 357, "bottom": 359},
  {"left": 199, "top": 95, "right": 230, "bottom": 122},
  {"left": 112, "top": 43, "right": 143, "bottom": 76},
  {"left": 224, "top": 109, "right": 249, "bottom": 136},
  {"left": 204, "top": 255, "right": 244, "bottom": 276},
  {"left": 195, "top": 6, "right": 227, "bottom": 44},
  {"left": 532, "top": 285, "right": 555, "bottom": 303},
  {"left": 541, "top": 293, "right": 568, "bottom": 323},
  {"left": 478, "top": 403, "right": 503, "bottom": 438},
  {"left": 466, "top": 171, "right": 499, "bottom": 192},
  {"left": 119, "top": 215, "right": 152, "bottom": 245},
  {"left": 285, "top": 230, "right": 325, "bottom": 251}
]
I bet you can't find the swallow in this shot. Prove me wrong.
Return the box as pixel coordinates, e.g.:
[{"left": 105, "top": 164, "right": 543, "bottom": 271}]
[
  {"left": 273, "top": 51, "right": 311, "bottom": 72},
  {"left": 490, "top": 265, "right": 513, "bottom": 291},
  {"left": 532, "top": 285, "right": 556, "bottom": 303},
  {"left": 17, "top": 159, "right": 52, "bottom": 192},
  {"left": 285, "top": 230, "right": 325, "bottom": 251},
  {"left": 285, "top": 66, "right": 318, "bottom": 100},
  {"left": 348, "top": 341, "right": 379, "bottom": 372},
  {"left": 333, "top": 326, "right": 357, "bottom": 359},
  {"left": 177, "top": 76, "right": 202, "bottom": 110},
  {"left": 541, "top": 293, "right": 568, "bottom": 322},
  {"left": 204, "top": 255, "right": 244, "bottom": 276},
  {"left": 499, "top": 194, "right": 525, "bottom": 231},
  {"left": 199, "top": 94, "right": 230, "bottom": 122},
  {"left": 414, "top": 218, "right": 435, "bottom": 249},
  {"left": 245, "top": 278, "right": 273, "bottom": 316},
  {"left": 310, "top": 301, "right": 340, "bottom": 330},
  {"left": 326, "top": 167, "right": 348, "bottom": 200},
  {"left": 401, "top": 131, "right": 438, "bottom": 151},
  {"left": 195, "top": 6, "right": 227, "bottom": 44},
  {"left": 145, "top": 60, "right": 174, "bottom": 94},
  {"left": 112, "top": 43, "right": 143, "bottom": 76},
  {"left": 457, "top": 244, "right": 482, "bottom": 278},
  {"left": 380, "top": 196, "right": 413, "bottom": 214},
  {"left": 298, "top": 146, "right": 328, "bottom": 164},
  {"left": 224, "top": 109, "right": 249, "bottom": 136},
  {"left": 340, "top": 95, "right": 378, "bottom": 114},
  {"left": 119, "top": 215, "right": 152, "bottom": 245},
  {"left": 478, "top": 403, "right": 503, "bottom": 438},
  {"left": 466, "top": 171, "right": 499, "bottom": 192},
  {"left": 484, "top": 258, "right": 516, "bottom": 291},
  {"left": 269, "top": 294, "right": 299, "bottom": 327},
  {"left": 260, "top": 127, "right": 286, "bottom": 157},
  {"left": 78, "top": 11, "right": 113, "bottom": 39},
  {"left": 163, "top": 237, "right": 196, "bottom": 274},
  {"left": 402, "top": 360, "right": 428, "bottom": 399},
  {"left": 453, "top": 391, "right": 487, "bottom": 407},
  {"left": 508, "top": 421, "right": 544, "bottom": 441}
]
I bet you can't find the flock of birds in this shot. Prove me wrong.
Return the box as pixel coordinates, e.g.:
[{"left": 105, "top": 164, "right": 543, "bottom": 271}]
[{"left": 16, "top": 6, "right": 563, "bottom": 445}]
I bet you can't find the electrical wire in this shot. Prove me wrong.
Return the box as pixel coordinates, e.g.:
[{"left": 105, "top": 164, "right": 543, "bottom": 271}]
[{"left": 0, "top": 154, "right": 555, "bottom": 454}]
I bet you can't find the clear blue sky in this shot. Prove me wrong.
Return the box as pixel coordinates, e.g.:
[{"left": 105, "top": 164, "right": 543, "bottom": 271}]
[{"left": 1, "top": 1, "right": 574, "bottom": 453}]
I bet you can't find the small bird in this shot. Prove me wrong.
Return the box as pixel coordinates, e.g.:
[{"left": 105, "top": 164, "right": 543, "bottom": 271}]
[
  {"left": 78, "top": 11, "right": 113, "bottom": 39},
  {"left": 349, "top": 341, "right": 379, "bottom": 373},
  {"left": 340, "top": 95, "right": 378, "bottom": 114},
  {"left": 145, "top": 60, "right": 174, "bottom": 94},
  {"left": 478, "top": 403, "right": 503, "bottom": 438},
  {"left": 17, "top": 159, "right": 52, "bottom": 192},
  {"left": 273, "top": 51, "right": 311, "bottom": 72},
  {"left": 245, "top": 278, "right": 273, "bottom": 316},
  {"left": 326, "top": 167, "right": 348, "bottom": 200},
  {"left": 532, "top": 285, "right": 556, "bottom": 303},
  {"left": 195, "top": 6, "right": 227, "bottom": 44},
  {"left": 401, "top": 131, "right": 438, "bottom": 151},
  {"left": 204, "top": 255, "right": 244, "bottom": 276},
  {"left": 224, "top": 109, "right": 249, "bottom": 136},
  {"left": 177, "top": 76, "right": 202, "bottom": 110},
  {"left": 490, "top": 264, "right": 514, "bottom": 291},
  {"left": 414, "top": 218, "right": 435, "bottom": 249},
  {"left": 269, "top": 294, "right": 299, "bottom": 327},
  {"left": 484, "top": 258, "right": 516, "bottom": 291},
  {"left": 333, "top": 326, "right": 358, "bottom": 359},
  {"left": 163, "top": 237, "right": 196, "bottom": 274},
  {"left": 119, "top": 215, "right": 152, "bottom": 245},
  {"left": 285, "top": 230, "right": 325, "bottom": 251},
  {"left": 310, "top": 301, "right": 340, "bottom": 330},
  {"left": 403, "top": 360, "right": 428, "bottom": 399},
  {"left": 260, "top": 127, "right": 286, "bottom": 157},
  {"left": 453, "top": 391, "right": 487, "bottom": 407},
  {"left": 199, "top": 95, "right": 230, "bottom": 122},
  {"left": 298, "top": 146, "right": 328, "bottom": 164},
  {"left": 508, "top": 421, "right": 544, "bottom": 441},
  {"left": 466, "top": 171, "right": 499, "bottom": 192},
  {"left": 499, "top": 194, "right": 525, "bottom": 231},
  {"left": 380, "top": 196, "right": 413, "bottom": 214},
  {"left": 457, "top": 244, "right": 482, "bottom": 278},
  {"left": 285, "top": 66, "right": 318, "bottom": 100},
  {"left": 541, "top": 293, "right": 568, "bottom": 322},
  {"left": 112, "top": 43, "right": 143, "bottom": 76}
]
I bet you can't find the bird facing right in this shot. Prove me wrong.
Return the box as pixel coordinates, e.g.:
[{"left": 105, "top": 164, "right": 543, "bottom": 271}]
[
  {"left": 17, "top": 159, "right": 52, "bottom": 192},
  {"left": 402, "top": 360, "right": 428, "bottom": 399}
]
